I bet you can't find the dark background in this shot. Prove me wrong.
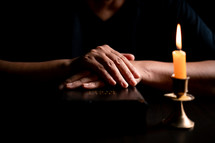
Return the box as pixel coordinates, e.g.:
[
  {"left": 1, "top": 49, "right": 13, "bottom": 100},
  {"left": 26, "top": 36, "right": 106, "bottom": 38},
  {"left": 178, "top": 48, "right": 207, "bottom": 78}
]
[
  {"left": 1, "top": 0, "right": 214, "bottom": 61},
  {"left": 186, "top": 0, "right": 214, "bottom": 32}
]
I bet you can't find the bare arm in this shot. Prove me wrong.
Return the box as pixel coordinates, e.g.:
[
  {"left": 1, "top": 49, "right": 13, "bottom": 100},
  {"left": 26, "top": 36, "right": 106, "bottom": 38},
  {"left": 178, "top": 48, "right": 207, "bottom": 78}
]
[
  {"left": 0, "top": 50, "right": 137, "bottom": 86},
  {"left": 61, "top": 60, "right": 215, "bottom": 96},
  {"left": 133, "top": 60, "right": 215, "bottom": 95},
  {"left": 0, "top": 59, "right": 75, "bottom": 82}
]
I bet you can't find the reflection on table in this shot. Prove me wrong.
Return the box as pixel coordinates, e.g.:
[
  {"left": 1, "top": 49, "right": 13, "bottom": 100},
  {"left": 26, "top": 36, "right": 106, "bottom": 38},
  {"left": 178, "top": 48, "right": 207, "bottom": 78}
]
[{"left": 62, "top": 86, "right": 146, "bottom": 102}]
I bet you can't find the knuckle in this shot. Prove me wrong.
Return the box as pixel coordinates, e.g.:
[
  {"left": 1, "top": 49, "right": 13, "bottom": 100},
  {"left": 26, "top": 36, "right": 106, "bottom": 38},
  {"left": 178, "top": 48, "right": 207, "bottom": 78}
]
[
  {"left": 115, "top": 57, "right": 122, "bottom": 65},
  {"left": 97, "top": 64, "right": 105, "bottom": 71},
  {"left": 103, "top": 44, "right": 110, "bottom": 48},
  {"left": 83, "top": 55, "right": 92, "bottom": 62},
  {"left": 100, "top": 53, "right": 106, "bottom": 58},
  {"left": 96, "top": 46, "right": 104, "bottom": 51},
  {"left": 105, "top": 45, "right": 115, "bottom": 52},
  {"left": 107, "top": 60, "right": 114, "bottom": 68},
  {"left": 120, "top": 55, "right": 127, "bottom": 61},
  {"left": 90, "top": 49, "right": 97, "bottom": 53}
]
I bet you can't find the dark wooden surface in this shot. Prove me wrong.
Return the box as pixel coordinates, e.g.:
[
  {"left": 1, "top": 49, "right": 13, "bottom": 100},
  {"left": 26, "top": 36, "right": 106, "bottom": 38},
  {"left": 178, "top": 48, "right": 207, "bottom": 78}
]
[{"left": 1, "top": 85, "right": 215, "bottom": 142}]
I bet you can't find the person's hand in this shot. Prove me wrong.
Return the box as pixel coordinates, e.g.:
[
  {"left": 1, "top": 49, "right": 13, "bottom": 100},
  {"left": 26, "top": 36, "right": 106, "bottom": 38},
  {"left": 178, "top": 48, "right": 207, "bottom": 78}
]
[
  {"left": 59, "top": 71, "right": 105, "bottom": 90},
  {"left": 59, "top": 68, "right": 142, "bottom": 90},
  {"left": 77, "top": 45, "right": 140, "bottom": 88},
  {"left": 59, "top": 52, "right": 142, "bottom": 90},
  {"left": 59, "top": 71, "right": 142, "bottom": 90}
]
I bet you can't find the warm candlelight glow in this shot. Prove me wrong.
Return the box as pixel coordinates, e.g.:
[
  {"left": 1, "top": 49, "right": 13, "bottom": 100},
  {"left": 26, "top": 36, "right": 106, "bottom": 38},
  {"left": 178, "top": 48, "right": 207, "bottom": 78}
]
[
  {"left": 172, "top": 23, "right": 187, "bottom": 79},
  {"left": 176, "top": 24, "right": 182, "bottom": 50}
]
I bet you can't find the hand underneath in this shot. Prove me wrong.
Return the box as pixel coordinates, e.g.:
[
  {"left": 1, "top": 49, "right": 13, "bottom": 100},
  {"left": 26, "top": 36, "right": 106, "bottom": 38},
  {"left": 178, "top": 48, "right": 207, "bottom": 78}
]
[
  {"left": 77, "top": 45, "right": 140, "bottom": 88},
  {"left": 59, "top": 71, "right": 105, "bottom": 90},
  {"left": 59, "top": 68, "right": 142, "bottom": 90}
]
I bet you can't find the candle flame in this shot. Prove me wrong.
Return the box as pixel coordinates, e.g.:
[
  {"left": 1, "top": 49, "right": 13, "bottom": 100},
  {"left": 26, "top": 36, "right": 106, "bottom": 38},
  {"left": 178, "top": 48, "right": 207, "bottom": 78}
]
[{"left": 176, "top": 23, "right": 182, "bottom": 50}]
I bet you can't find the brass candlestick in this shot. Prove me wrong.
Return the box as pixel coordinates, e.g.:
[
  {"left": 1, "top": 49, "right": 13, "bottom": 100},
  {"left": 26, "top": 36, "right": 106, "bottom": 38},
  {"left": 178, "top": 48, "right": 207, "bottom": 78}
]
[{"left": 163, "top": 75, "right": 195, "bottom": 129}]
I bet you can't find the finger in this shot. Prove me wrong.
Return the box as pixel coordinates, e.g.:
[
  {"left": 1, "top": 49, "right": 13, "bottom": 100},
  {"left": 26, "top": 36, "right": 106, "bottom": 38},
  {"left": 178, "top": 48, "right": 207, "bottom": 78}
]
[
  {"left": 122, "top": 53, "right": 135, "bottom": 61},
  {"left": 66, "top": 81, "right": 83, "bottom": 89},
  {"left": 59, "top": 71, "right": 91, "bottom": 90},
  {"left": 112, "top": 50, "right": 140, "bottom": 79},
  {"left": 84, "top": 55, "right": 116, "bottom": 86},
  {"left": 96, "top": 45, "right": 131, "bottom": 87},
  {"left": 96, "top": 54, "right": 128, "bottom": 88},
  {"left": 82, "top": 81, "right": 105, "bottom": 89},
  {"left": 66, "top": 74, "right": 99, "bottom": 89},
  {"left": 106, "top": 52, "right": 137, "bottom": 86}
]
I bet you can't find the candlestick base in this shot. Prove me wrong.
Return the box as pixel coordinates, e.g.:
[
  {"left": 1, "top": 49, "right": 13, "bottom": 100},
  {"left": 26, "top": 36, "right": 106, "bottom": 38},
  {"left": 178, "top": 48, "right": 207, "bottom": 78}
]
[
  {"left": 164, "top": 93, "right": 194, "bottom": 101},
  {"left": 163, "top": 76, "right": 195, "bottom": 129}
]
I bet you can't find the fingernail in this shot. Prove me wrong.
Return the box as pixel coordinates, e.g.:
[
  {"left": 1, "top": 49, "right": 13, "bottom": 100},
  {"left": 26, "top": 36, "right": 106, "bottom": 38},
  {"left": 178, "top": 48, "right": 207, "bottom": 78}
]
[
  {"left": 121, "top": 82, "right": 128, "bottom": 88},
  {"left": 110, "top": 80, "right": 116, "bottom": 86}
]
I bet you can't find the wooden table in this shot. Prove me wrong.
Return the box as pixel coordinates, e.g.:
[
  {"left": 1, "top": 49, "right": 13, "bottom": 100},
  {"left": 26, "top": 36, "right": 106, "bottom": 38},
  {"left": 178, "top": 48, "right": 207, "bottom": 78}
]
[{"left": 1, "top": 85, "right": 215, "bottom": 142}]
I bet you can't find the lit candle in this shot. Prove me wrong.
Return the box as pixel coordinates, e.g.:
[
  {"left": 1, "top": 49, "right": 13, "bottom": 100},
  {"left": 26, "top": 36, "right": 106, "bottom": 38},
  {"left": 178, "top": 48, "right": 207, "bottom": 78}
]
[{"left": 172, "top": 24, "right": 187, "bottom": 79}]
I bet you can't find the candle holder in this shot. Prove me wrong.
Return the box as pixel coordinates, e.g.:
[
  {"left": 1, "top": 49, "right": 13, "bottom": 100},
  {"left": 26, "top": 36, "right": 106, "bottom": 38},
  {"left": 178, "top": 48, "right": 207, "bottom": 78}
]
[{"left": 163, "top": 75, "right": 195, "bottom": 129}]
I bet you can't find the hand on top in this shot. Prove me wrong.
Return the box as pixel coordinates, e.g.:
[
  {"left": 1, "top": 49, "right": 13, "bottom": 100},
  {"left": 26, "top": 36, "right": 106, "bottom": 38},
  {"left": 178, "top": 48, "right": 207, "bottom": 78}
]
[{"left": 77, "top": 44, "right": 140, "bottom": 88}]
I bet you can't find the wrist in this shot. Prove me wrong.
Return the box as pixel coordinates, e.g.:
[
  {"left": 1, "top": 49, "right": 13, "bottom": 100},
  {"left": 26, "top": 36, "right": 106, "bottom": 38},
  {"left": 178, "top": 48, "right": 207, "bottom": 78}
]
[
  {"left": 63, "top": 57, "right": 82, "bottom": 73},
  {"left": 131, "top": 61, "right": 173, "bottom": 91},
  {"left": 131, "top": 61, "right": 151, "bottom": 83}
]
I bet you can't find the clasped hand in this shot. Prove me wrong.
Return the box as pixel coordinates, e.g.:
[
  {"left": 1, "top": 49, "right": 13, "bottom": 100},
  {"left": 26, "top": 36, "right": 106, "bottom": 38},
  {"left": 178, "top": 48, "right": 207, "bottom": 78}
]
[{"left": 60, "top": 45, "right": 141, "bottom": 90}]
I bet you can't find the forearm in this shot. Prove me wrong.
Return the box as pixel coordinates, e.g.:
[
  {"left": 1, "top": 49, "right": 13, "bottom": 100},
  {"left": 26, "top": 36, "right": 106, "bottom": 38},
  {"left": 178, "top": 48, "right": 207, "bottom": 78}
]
[
  {"left": 132, "top": 61, "right": 173, "bottom": 91},
  {"left": 186, "top": 61, "right": 215, "bottom": 95},
  {"left": 0, "top": 59, "right": 76, "bottom": 82},
  {"left": 133, "top": 60, "right": 215, "bottom": 95}
]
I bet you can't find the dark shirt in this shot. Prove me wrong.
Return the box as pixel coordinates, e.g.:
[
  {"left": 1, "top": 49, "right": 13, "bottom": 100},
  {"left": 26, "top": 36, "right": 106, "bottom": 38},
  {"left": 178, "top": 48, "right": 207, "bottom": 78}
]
[
  {"left": 1, "top": 0, "right": 215, "bottom": 62},
  {"left": 73, "top": 0, "right": 215, "bottom": 61},
  {"left": 79, "top": 0, "right": 137, "bottom": 55}
]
